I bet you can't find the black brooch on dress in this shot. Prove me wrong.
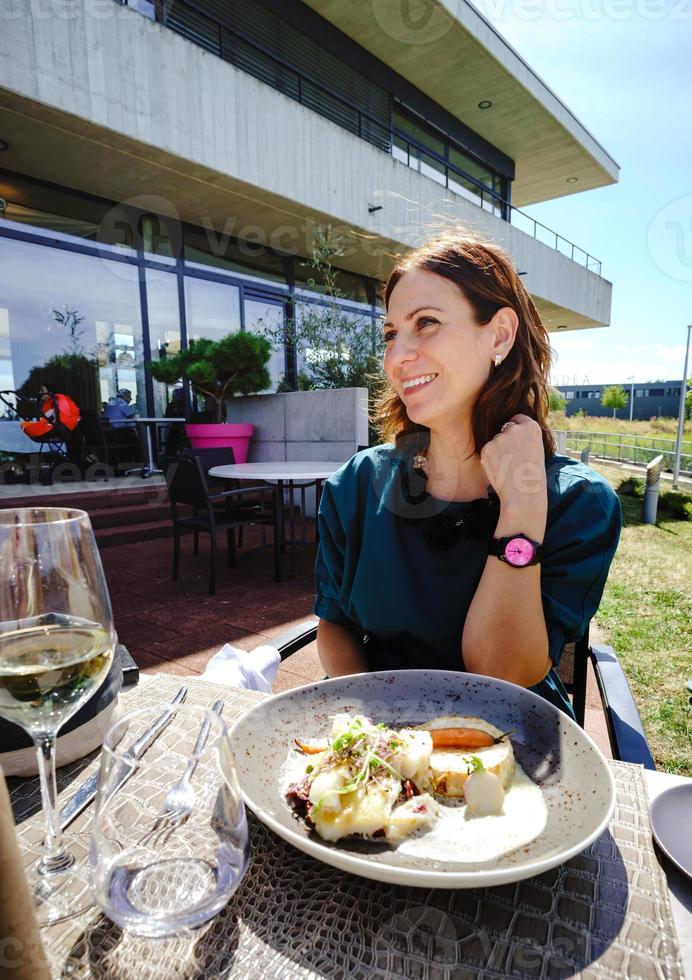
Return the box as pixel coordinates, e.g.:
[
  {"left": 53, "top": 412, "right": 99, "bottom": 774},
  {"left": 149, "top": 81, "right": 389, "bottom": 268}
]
[{"left": 400, "top": 456, "right": 500, "bottom": 550}]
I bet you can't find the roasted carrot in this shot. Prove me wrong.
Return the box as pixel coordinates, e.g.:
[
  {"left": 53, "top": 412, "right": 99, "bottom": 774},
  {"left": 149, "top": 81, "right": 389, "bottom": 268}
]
[
  {"left": 426, "top": 727, "right": 495, "bottom": 749},
  {"left": 294, "top": 739, "right": 327, "bottom": 755}
]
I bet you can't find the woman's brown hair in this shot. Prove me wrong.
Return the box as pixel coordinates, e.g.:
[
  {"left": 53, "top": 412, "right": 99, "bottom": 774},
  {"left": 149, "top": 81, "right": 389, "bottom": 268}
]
[{"left": 373, "top": 232, "right": 556, "bottom": 460}]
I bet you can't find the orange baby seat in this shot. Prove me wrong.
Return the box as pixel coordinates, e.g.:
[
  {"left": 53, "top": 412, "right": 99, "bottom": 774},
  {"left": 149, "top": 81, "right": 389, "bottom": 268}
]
[{"left": 21, "top": 393, "right": 81, "bottom": 440}]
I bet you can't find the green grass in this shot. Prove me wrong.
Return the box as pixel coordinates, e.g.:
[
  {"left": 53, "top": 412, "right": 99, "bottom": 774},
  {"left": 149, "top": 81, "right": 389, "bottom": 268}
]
[
  {"left": 588, "top": 461, "right": 692, "bottom": 775},
  {"left": 549, "top": 412, "right": 692, "bottom": 440}
]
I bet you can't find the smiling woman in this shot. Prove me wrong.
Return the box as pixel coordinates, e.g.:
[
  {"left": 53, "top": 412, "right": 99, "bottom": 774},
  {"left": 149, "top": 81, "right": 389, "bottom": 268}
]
[{"left": 313, "top": 232, "right": 622, "bottom": 718}]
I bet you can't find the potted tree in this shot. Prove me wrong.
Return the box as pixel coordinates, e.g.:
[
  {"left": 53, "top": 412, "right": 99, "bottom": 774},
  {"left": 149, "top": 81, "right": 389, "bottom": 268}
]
[{"left": 149, "top": 332, "right": 271, "bottom": 462}]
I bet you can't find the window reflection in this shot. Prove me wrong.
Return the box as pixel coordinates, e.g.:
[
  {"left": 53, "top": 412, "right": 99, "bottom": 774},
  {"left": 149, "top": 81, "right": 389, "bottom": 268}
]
[
  {"left": 0, "top": 238, "right": 145, "bottom": 418},
  {"left": 146, "top": 270, "right": 182, "bottom": 417},
  {"left": 184, "top": 276, "right": 241, "bottom": 417},
  {"left": 244, "top": 298, "right": 285, "bottom": 392},
  {"left": 184, "top": 225, "right": 287, "bottom": 287},
  {"left": 184, "top": 276, "right": 241, "bottom": 343}
]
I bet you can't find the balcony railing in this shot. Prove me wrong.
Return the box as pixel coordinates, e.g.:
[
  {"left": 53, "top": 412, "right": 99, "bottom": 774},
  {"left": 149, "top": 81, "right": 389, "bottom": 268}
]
[{"left": 138, "top": 0, "right": 603, "bottom": 277}]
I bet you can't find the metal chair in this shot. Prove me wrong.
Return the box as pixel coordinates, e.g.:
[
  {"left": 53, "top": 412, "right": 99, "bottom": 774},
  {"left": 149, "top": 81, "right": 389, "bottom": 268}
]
[
  {"left": 160, "top": 453, "right": 281, "bottom": 595},
  {"left": 270, "top": 618, "right": 656, "bottom": 769}
]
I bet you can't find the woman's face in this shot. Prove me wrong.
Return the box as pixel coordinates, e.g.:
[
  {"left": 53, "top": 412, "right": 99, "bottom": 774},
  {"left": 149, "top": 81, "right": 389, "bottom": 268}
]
[{"left": 383, "top": 269, "right": 496, "bottom": 431}]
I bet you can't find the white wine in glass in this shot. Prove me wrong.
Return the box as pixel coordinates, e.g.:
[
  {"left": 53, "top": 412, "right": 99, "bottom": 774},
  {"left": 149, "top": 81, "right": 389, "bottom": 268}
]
[{"left": 0, "top": 508, "right": 116, "bottom": 925}]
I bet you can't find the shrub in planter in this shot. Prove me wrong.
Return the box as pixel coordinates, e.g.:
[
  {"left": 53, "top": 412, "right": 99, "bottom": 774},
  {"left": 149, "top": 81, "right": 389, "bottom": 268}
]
[{"left": 149, "top": 332, "right": 271, "bottom": 423}]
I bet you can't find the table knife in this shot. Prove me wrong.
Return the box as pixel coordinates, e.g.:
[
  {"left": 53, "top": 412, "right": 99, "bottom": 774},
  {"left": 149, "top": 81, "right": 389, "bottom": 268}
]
[{"left": 59, "top": 685, "right": 188, "bottom": 831}]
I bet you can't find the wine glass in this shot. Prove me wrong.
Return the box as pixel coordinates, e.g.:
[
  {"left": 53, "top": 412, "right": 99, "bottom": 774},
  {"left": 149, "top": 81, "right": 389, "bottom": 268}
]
[{"left": 0, "top": 508, "right": 116, "bottom": 924}]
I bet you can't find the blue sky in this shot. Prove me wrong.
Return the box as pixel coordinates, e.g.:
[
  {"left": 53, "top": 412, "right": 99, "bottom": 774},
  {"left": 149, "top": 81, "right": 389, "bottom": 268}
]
[{"left": 473, "top": 0, "right": 692, "bottom": 386}]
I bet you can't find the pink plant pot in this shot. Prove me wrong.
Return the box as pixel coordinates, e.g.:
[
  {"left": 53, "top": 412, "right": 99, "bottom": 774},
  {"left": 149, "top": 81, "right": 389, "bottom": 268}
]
[{"left": 184, "top": 423, "right": 254, "bottom": 463}]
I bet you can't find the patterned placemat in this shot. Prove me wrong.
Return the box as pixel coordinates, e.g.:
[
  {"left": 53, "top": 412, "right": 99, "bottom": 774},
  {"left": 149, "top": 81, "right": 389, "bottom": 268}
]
[{"left": 8, "top": 676, "right": 684, "bottom": 979}]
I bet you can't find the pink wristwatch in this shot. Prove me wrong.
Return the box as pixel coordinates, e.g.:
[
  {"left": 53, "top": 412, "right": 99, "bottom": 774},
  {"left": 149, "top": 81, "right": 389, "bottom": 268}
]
[{"left": 490, "top": 534, "right": 543, "bottom": 567}]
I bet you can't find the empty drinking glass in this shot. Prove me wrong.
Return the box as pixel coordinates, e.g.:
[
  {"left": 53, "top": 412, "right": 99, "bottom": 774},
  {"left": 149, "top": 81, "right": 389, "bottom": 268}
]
[{"left": 91, "top": 703, "right": 250, "bottom": 937}]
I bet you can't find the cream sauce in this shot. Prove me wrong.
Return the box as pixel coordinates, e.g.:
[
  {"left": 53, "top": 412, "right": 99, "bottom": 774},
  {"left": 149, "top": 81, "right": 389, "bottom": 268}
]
[{"left": 282, "top": 751, "right": 547, "bottom": 863}]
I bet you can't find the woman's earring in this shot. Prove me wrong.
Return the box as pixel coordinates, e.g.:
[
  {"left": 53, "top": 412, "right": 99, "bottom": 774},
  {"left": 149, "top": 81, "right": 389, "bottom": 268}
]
[{"left": 493, "top": 354, "right": 502, "bottom": 368}]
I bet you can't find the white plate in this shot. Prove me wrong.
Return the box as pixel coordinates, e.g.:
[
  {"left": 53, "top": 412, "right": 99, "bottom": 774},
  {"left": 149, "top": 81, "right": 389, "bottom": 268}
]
[
  {"left": 649, "top": 784, "right": 692, "bottom": 879},
  {"left": 229, "top": 670, "right": 615, "bottom": 889}
]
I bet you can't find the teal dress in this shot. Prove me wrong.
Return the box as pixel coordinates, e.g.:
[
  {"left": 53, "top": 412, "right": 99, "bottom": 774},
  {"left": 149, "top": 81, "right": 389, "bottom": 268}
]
[{"left": 313, "top": 446, "right": 622, "bottom": 718}]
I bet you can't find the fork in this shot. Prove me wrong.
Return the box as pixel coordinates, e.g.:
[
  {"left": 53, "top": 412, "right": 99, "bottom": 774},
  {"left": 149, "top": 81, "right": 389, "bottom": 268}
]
[{"left": 139, "top": 700, "right": 224, "bottom": 847}]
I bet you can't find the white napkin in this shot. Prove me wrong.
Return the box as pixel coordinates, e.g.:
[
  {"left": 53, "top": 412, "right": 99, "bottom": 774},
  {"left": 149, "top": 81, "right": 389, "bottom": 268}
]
[{"left": 201, "top": 643, "right": 280, "bottom": 693}]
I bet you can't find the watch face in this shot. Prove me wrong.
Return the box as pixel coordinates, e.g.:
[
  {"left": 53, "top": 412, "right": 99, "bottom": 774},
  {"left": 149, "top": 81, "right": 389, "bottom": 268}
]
[{"left": 504, "top": 537, "right": 535, "bottom": 567}]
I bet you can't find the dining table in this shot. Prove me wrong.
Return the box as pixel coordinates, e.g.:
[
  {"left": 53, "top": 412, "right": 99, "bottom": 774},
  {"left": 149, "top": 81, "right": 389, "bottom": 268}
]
[
  {"left": 127, "top": 417, "right": 186, "bottom": 479},
  {"left": 208, "top": 461, "right": 345, "bottom": 575},
  {"left": 7, "top": 673, "right": 689, "bottom": 979}
]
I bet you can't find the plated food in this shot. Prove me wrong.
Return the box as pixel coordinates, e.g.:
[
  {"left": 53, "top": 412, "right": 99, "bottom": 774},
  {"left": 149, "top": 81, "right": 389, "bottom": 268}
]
[
  {"left": 284, "top": 711, "right": 547, "bottom": 861},
  {"left": 230, "top": 670, "right": 616, "bottom": 888}
]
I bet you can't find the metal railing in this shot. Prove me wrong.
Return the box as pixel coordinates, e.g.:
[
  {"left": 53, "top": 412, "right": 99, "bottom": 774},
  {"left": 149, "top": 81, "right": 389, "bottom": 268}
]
[
  {"left": 390, "top": 131, "right": 602, "bottom": 274},
  {"left": 139, "top": 0, "right": 603, "bottom": 276},
  {"left": 565, "top": 430, "right": 692, "bottom": 474}
]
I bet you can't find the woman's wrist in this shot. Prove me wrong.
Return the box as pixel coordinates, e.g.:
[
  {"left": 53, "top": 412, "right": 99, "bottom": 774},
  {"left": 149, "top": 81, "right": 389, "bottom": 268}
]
[{"left": 494, "top": 497, "right": 547, "bottom": 542}]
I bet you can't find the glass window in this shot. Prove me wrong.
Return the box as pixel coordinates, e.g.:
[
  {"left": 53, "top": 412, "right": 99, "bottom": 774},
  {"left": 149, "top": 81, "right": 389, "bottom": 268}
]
[
  {"left": 0, "top": 306, "right": 15, "bottom": 407},
  {"left": 140, "top": 212, "right": 179, "bottom": 264},
  {"left": 184, "top": 276, "right": 241, "bottom": 344},
  {"left": 184, "top": 226, "right": 287, "bottom": 287},
  {"left": 392, "top": 104, "right": 504, "bottom": 215},
  {"left": 244, "top": 298, "right": 286, "bottom": 392},
  {"left": 393, "top": 108, "right": 445, "bottom": 158},
  {"left": 294, "top": 301, "right": 378, "bottom": 384},
  {"left": 146, "top": 270, "right": 183, "bottom": 417},
  {"left": 0, "top": 176, "right": 137, "bottom": 255},
  {"left": 294, "top": 262, "right": 371, "bottom": 306},
  {"left": 0, "top": 237, "right": 145, "bottom": 415},
  {"left": 183, "top": 276, "right": 241, "bottom": 418},
  {"left": 126, "top": 0, "right": 156, "bottom": 19}
]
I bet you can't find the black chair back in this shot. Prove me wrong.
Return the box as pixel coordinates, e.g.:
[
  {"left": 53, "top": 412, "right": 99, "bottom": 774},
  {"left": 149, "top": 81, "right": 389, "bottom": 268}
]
[
  {"left": 182, "top": 446, "right": 236, "bottom": 473},
  {"left": 182, "top": 446, "right": 237, "bottom": 489},
  {"left": 161, "top": 453, "right": 209, "bottom": 508}
]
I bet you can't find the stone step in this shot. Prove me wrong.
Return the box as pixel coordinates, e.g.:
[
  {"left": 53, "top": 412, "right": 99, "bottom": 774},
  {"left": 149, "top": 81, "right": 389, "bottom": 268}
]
[
  {"left": 0, "top": 484, "right": 166, "bottom": 514},
  {"left": 95, "top": 519, "right": 174, "bottom": 548},
  {"left": 87, "top": 501, "right": 171, "bottom": 530}
]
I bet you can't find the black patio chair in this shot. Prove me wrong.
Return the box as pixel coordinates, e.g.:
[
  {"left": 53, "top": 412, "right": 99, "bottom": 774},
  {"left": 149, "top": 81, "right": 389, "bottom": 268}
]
[
  {"left": 160, "top": 453, "right": 281, "bottom": 595},
  {"left": 270, "top": 618, "right": 656, "bottom": 769},
  {"left": 180, "top": 446, "right": 275, "bottom": 551}
]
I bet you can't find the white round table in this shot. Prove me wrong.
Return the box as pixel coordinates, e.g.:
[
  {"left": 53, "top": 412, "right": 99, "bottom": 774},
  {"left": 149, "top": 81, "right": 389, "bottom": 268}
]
[
  {"left": 208, "top": 462, "right": 344, "bottom": 482},
  {"left": 208, "top": 461, "right": 345, "bottom": 575}
]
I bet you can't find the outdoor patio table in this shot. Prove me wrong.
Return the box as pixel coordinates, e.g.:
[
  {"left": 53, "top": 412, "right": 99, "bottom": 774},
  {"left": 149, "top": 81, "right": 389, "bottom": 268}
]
[
  {"left": 128, "top": 417, "right": 186, "bottom": 479},
  {"left": 7, "top": 674, "right": 689, "bottom": 979},
  {"left": 209, "top": 461, "right": 345, "bottom": 575}
]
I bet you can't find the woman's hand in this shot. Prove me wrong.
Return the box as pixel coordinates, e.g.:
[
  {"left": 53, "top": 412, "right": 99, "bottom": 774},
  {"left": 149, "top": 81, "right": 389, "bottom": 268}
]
[{"left": 479, "top": 414, "right": 547, "bottom": 540}]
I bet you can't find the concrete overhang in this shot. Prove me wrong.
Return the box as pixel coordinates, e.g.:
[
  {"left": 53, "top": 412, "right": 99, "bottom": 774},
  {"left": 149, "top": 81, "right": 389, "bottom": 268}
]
[
  {"left": 301, "top": 0, "right": 620, "bottom": 206},
  {"left": 0, "top": 90, "right": 608, "bottom": 334},
  {"left": 0, "top": 2, "right": 611, "bottom": 333}
]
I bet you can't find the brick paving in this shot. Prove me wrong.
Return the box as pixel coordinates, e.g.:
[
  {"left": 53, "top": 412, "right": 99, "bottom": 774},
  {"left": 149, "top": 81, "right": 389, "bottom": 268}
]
[{"left": 102, "top": 524, "right": 612, "bottom": 756}]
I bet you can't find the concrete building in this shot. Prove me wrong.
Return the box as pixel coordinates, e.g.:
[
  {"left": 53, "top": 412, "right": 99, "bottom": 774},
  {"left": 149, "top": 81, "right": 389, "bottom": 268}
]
[
  {"left": 555, "top": 381, "right": 684, "bottom": 420},
  {"left": 0, "top": 0, "right": 619, "bottom": 421}
]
